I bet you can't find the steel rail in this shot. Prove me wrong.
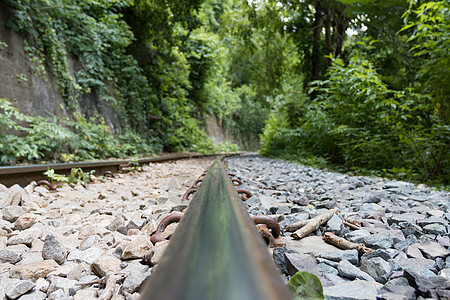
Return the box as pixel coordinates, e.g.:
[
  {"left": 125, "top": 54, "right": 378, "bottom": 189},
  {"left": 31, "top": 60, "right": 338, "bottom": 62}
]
[
  {"left": 141, "top": 159, "right": 293, "bottom": 300},
  {"left": 0, "top": 152, "right": 243, "bottom": 187}
]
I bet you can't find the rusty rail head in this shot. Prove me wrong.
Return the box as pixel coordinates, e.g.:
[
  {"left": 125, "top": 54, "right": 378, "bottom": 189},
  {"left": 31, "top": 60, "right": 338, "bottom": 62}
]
[{"left": 141, "top": 159, "right": 293, "bottom": 300}]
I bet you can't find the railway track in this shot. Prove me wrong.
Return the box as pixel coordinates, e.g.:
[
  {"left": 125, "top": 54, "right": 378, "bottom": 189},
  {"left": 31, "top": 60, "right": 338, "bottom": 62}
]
[
  {"left": 1, "top": 154, "right": 294, "bottom": 299},
  {"left": 0, "top": 152, "right": 241, "bottom": 188},
  {"left": 142, "top": 158, "right": 293, "bottom": 299}
]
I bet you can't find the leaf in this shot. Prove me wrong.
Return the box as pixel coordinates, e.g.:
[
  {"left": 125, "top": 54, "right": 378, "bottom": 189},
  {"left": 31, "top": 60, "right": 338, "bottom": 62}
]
[{"left": 287, "top": 271, "right": 324, "bottom": 300}]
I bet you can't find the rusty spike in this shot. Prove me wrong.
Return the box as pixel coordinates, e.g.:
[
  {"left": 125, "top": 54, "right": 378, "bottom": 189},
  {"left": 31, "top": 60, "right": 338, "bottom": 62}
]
[
  {"left": 150, "top": 212, "right": 183, "bottom": 245},
  {"left": 36, "top": 180, "right": 57, "bottom": 191},
  {"left": 256, "top": 224, "right": 276, "bottom": 246},
  {"left": 231, "top": 178, "right": 243, "bottom": 186},
  {"left": 104, "top": 171, "right": 115, "bottom": 178},
  {"left": 181, "top": 188, "right": 198, "bottom": 201},
  {"left": 192, "top": 177, "right": 204, "bottom": 188},
  {"left": 251, "top": 215, "right": 281, "bottom": 238},
  {"left": 236, "top": 188, "right": 253, "bottom": 201}
]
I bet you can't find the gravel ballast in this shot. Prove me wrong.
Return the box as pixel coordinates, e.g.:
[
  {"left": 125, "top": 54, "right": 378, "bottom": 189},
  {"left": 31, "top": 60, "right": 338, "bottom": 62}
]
[{"left": 1, "top": 154, "right": 449, "bottom": 299}]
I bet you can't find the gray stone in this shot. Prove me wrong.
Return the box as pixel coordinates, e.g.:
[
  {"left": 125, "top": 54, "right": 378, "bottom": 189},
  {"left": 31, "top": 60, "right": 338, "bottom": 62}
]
[
  {"left": 362, "top": 194, "right": 382, "bottom": 204},
  {"left": 380, "top": 285, "right": 416, "bottom": 300},
  {"left": 318, "top": 263, "right": 338, "bottom": 275},
  {"left": 285, "top": 252, "right": 323, "bottom": 278},
  {"left": 384, "top": 277, "right": 410, "bottom": 288},
  {"left": 416, "top": 241, "right": 449, "bottom": 259},
  {"left": 121, "top": 262, "right": 151, "bottom": 293},
  {"left": 386, "top": 229, "right": 405, "bottom": 244},
  {"left": 47, "top": 276, "right": 80, "bottom": 296},
  {"left": 67, "top": 247, "right": 104, "bottom": 264},
  {"left": 417, "top": 215, "right": 447, "bottom": 226},
  {"left": 406, "top": 244, "right": 424, "bottom": 259},
  {"left": 362, "top": 233, "right": 393, "bottom": 249},
  {"left": 126, "top": 219, "right": 146, "bottom": 231},
  {"left": 5, "top": 280, "right": 35, "bottom": 299},
  {"left": 426, "top": 209, "right": 444, "bottom": 217},
  {"left": 269, "top": 203, "right": 292, "bottom": 215},
  {"left": 35, "top": 278, "right": 50, "bottom": 293},
  {"left": 323, "top": 280, "right": 377, "bottom": 300},
  {"left": 79, "top": 235, "right": 101, "bottom": 251},
  {"left": 0, "top": 249, "right": 22, "bottom": 264},
  {"left": 106, "top": 216, "right": 127, "bottom": 235},
  {"left": 359, "top": 203, "right": 384, "bottom": 213},
  {"left": 403, "top": 269, "right": 448, "bottom": 296},
  {"left": 148, "top": 241, "right": 168, "bottom": 266},
  {"left": 42, "top": 233, "right": 67, "bottom": 265},
  {"left": 17, "top": 291, "right": 47, "bottom": 300},
  {"left": 360, "top": 257, "right": 392, "bottom": 283},
  {"left": 287, "top": 236, "right": 339, "bottom": 252},
  {"left": 337, "top": 259, "right": 375, "bottom": 282},
  {"left": 317, "top": 258, "right": 339, "bottom": 268},
  {"left": 47, "top": 289, "right": 71, "bottom": 300},
  {"left": 439, "top": 268, "right": 450, "bottom": 279},
  {"left": 7, "top": 231, "right": 34, "bottom": 247},
  {"left": 320, "top": 273, "right": 349, "bottom": 288},
  {"left": 272, "top": 246, "right": 295, "bottom": 275},
  {"left": 3, "top": 188, "right": 23, "bottom": 207},
  {"left": 388, "top": 257, "right": 436, "bottom": 277},
  {"left": 91, "top": 254, "right": 121, "bottom": 277},
  {"left": 437, "top": 235, "right": 450, "bottom": 248},
  {"left": 66, "top": 263, "right": 91, "bottom": 281},
  {"left": 423, "top": 223, "right": 447, "bottom": 235},
  {"left": 344, "top": 229, "right": 371, "bottom": 243},
  {"left": 326, "top": 214, "right": 343, "bottom": 232},
  {"left": 394, "top": 234, "right": 418, "bottom": 250},
  {"left": 245, "top": 196, "right": 262, "bottom": 208},
  {"left": 313, "top": 249, "right": 359, "bottom": 265},
  {"left": 3, "top": 206, "right": 26, "bottom": 223},
  {"left": 121, "top": 235, "right": 152, "bottom": 260},
  {"left": 73, "top": 288, "right": 98, "bottom": 300},
  {"left": 390, "top": 213, "right": 423, "bottom": 225},
  {"left": 361, "top": 249, "right": 393, "bottom": 262}
]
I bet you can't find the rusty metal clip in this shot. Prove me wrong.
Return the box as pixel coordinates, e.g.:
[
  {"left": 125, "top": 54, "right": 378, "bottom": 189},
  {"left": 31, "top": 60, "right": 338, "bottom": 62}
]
[
  {"left": 182, "top": 188, "right": 198, "bottom": 201},
  {"left": 150, "top": 212, "right": 183, "bottom": 245},
  {"left": 36, "top": 180, "right": 57, "bottom": 191},
  {"left": 251, "top": 215, "right": 281, "bottom": 238},
  {"left": 192, "top": 177, "right": 204, "bottom": 188},
  {"left": 236, "top": 188, "right": 253, "bottom": 201},
  {"left": 104, "top": 171, "right": 115, "bottom": 178},
  {"left": 252, "top": 215, "right": 285, "bottom": 248},
  {"left": 231, "top": 178, "right": 243, "bottom": 186}
]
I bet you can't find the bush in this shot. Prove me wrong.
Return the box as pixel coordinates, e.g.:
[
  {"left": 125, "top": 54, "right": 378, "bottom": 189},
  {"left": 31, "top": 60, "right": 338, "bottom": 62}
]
[
  {"left": 260, "top": 54, "right": 448, "bottom": 184},
  {"left": 0, "top": 98, "right": 158, "bottom": 164}
]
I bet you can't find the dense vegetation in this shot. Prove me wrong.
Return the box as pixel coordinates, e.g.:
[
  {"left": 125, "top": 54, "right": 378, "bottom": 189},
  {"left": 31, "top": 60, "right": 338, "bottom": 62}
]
[
  {"left": 0, "top": 0, "right": 448, "bottom": 185},
  {"left": 259, "top": 0, "right": 449, "bottom": 186}
]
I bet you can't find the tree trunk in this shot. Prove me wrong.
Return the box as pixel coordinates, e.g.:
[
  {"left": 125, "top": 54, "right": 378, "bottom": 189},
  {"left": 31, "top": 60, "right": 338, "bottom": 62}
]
[
  {"left": 334, "top": 6, "right": 346, "bottom": 58},
  {"left": 312, "top": 0, "right": 323, "bottom": 81},
  {"left": 325, "top": 6, "right": 332, "bottom": 67}
]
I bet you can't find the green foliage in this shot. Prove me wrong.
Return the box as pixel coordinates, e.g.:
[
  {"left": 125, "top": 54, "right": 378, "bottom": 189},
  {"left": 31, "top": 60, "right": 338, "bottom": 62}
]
[
  {"left": 401, "top": 0, "right": 450, "bottom": 121},
  {"left": 4, "top": 0, "right": 446, "bottom": 184},
  {"left": 261, "top": 53, "right": 448, "bottom": 184},
  {"left": 0, "top": 98, "right": 157, "bottom": 164},
  {"left": 43, "top": 169, "right": 69, "bottom": 184},
  {"left": 68, "top": 168, "right": 95, "bottom": 186},
  {"left": 44, "top": 168, "right": 95, "bottom": 186},
  {"left": 0, "top": 41, "right": 7, "bottom": 50},
  {"left": 287, "top": 271, "right": 324, "bottom": 300}
]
